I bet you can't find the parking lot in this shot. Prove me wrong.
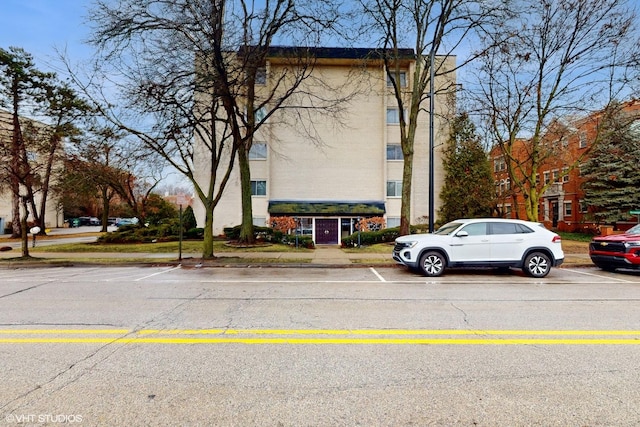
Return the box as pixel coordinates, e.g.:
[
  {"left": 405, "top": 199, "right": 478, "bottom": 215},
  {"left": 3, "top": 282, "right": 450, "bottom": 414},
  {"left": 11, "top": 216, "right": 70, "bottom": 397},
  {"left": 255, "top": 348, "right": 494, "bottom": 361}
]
[{"left": 1, "top": 266, "right": 639, "bottom": 425}]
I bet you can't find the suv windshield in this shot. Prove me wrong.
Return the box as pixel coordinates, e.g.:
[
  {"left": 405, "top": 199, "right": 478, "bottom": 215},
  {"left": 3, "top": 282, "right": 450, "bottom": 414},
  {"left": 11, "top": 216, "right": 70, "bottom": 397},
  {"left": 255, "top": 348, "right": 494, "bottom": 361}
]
[
  {"left": 626, "top": 224, "right": 640, "bottom": 235},
  {"left": 434, "top": 222, "right": 463, "bottom": 235}
]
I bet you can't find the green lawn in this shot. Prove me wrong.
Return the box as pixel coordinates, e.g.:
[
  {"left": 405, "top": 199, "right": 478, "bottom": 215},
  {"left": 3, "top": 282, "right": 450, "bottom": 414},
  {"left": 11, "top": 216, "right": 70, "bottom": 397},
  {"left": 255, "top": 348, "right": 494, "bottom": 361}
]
[{"left": 31, "top": 240, "right": 311, "bottom": 254}]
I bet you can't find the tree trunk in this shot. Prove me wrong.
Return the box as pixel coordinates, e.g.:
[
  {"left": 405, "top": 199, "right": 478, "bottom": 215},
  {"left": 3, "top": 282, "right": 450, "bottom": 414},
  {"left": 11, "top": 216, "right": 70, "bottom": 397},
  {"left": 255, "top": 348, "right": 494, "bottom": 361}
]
[
  {"left": 400, "top": 151, "right": 414, "bottom": 236},
  {"left": 20, "top": 196, "right": 30, "bottom": 258},
  {"left": 202, "top": 204, "right": 215, "bottom": 259},
  {"left": 100, "top": 187, "right": 110, "bottom": 232},
  {"left": 11, "top": 190, "right": 21, "bottom": 238},
  {"left": 238, "top": 147, "right": 255, "bottom": 244}
]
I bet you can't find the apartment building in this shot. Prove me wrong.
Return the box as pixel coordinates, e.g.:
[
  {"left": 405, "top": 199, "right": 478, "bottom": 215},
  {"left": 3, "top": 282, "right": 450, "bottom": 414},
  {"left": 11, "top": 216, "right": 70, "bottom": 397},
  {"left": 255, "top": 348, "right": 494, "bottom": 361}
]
[
  {"left": 492, "top": 99, "right": 640, "bottom": 231},
  {"left": 193, "top": 47, "right": 455, "bottom": 243},
  {"left": 0, "top": 109, "right": 63, "bottom": 234}
]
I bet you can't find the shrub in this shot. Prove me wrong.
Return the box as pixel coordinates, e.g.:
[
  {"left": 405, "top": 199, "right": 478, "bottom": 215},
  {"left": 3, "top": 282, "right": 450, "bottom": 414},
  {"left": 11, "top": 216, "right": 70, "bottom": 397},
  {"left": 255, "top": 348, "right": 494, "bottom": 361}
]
[
  {"left": 270, "top": 216, "right": 297, "bottom": 233},
  {"left": 341, "top": 225, "right": 419, "bottom": 247},
  {"left": 280, "top": 234, "right": 315, "bottom": 249},
  {"left": 223, "top": 225, "right": 275, "bottom": 242},
  {"left": 185, "top": 227, "right": 204, "bottom": 239},
  {"left": 356, "top": 217, "right": 386, "bottom": 232},
  {"left": 97, "top": 221, "right": 183, "bottom": 244}
]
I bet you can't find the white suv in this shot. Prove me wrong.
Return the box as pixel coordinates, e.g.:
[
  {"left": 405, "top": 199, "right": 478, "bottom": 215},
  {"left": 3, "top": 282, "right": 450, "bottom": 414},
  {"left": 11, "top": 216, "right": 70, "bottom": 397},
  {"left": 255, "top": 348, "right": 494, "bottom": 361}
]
[{"left": 393, "top": 218, "right": 564, "bottom": 277}]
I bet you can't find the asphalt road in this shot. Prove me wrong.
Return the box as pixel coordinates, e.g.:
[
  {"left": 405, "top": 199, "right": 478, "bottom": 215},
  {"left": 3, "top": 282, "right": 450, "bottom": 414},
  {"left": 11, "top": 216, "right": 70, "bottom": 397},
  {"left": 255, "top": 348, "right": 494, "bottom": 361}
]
[{"left": 1, "top": 266, "right": 639, "bottom": 426}]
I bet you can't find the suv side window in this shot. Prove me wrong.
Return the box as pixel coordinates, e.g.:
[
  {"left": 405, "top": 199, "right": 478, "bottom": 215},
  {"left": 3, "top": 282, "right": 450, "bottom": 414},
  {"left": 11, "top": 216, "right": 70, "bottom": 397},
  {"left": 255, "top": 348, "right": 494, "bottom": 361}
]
[
  {"left": 460, "top": 223, "right": 487, "bottom": 236},
  {"left": 489, "top": 222, "right": 517, "bottom": 235},
  {"left": 515, "top": 224, "right": 534, "bottom": 233},
  {"left": 489, "top": 222, "right": 534, "bottom": 235}
]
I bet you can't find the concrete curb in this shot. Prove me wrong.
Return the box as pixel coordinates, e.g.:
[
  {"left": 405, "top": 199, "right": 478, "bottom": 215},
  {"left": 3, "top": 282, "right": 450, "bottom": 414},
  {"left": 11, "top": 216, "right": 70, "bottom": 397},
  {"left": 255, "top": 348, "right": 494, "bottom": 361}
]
[{"left": 0, "top": 255, "right": 594, "bottom": 270}]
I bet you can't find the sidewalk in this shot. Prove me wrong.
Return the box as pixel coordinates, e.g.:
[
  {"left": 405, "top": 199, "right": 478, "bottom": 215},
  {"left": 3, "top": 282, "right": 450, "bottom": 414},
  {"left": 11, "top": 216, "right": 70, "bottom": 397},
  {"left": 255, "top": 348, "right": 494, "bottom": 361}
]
[{"left": 0, "top": 240, "right": 393, "bottom": 266}]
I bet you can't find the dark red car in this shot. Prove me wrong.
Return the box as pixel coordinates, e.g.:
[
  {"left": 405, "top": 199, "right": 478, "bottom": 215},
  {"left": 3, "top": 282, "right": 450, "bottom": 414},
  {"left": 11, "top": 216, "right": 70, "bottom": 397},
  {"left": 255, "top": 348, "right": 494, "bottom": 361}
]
[{"left": 589, "top": 224, "right": 640, "bottom": 272}]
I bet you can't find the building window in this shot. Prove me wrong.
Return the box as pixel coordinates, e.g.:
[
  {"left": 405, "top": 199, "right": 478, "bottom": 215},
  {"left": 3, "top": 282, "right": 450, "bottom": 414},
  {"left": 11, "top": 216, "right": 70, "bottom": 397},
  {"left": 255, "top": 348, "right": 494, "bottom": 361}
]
[
  {"left": 386, "top": 108, "right": 405, "bottom": 124},
  {"left": 299, "top": 218, "right": 313, "bottom": 235},
  {"left": 249, "top": 142, "right": 267, "bottom": 160},
  {"left": 387, "top": 217, "right": 401, "bottom": 228},
  {"left": 578, "top": 132, "right": 587, "bottom": 148},
  {"left": 255, "top": 107, "right": 267, "bottom": 122},
  {"left": 494, "top": 157, "right": 506, "bottom": 172},
  {"left": 251, "top": 180, "right": 267, "bottom": 196},
  {"left": 552, "top": 169, "right": 560, "bottom": 182},
  {"left": 579, "top": 199, "right": 588, "bottom": 213},
  {"left": 564, "top": 201, "right": 572, "bottom": 217},
  {"left": 253, "top": 217, "right": 266, "bottom": 227},
  {"left": 562, "top": 167, "right": 570, "bottom": 183},
  {"left": 505, "top": 204, "right": 512, "bottom": 217},
  {"left": 386, "top": 71, "right": 407, "bottom": 87},
  {"left": 386, "top": 144, "right": 403, "bottom": 160},
  {"left": 543, "top": 171, "right": 550, "bottom": 184},
  {"left": 256, "top": 67, "right": 266, "bottom": 85},
  {"left": 387, "top": 180, "right": 402, "bottom": 197}
]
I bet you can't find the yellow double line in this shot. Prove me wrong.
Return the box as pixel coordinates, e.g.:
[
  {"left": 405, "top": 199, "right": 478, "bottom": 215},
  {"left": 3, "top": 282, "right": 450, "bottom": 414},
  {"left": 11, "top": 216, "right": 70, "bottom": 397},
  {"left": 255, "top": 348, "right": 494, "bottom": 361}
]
[{"left": 0, "top": 329, "right": 640, "bottom": 345}]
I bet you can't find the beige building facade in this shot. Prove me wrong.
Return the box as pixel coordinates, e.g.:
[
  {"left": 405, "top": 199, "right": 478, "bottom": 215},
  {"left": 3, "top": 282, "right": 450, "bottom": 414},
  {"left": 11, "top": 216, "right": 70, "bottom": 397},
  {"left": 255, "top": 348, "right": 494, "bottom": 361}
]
[
  {"left": 193, "top": 48, "right": 454, "bottom": 244},
  {"left": 0, "top": 110, "right": 63, "bottom": 234}
]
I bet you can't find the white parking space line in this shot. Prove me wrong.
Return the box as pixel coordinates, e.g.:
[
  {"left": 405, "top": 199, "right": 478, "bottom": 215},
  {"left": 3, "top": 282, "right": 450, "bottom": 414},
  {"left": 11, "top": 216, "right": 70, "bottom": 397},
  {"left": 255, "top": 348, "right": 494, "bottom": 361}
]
[
  {"left": 134, "top": 266, "right": 182, "bottom": 282},
  {"left": 369, "top": 267, "right": 386, "bottom": 282},
  {"left": 563, "top": 268, "right": 635, "bottom": 282}
]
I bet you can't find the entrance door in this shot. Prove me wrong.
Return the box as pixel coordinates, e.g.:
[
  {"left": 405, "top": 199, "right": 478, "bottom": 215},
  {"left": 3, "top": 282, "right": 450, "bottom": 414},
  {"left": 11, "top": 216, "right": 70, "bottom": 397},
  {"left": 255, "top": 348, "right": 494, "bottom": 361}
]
[
  {"left": 551, "top": 201, "right": 559, "bottom": 228},
  {"left": 315, "top": 219, "right": 339, "bottom": 244}
]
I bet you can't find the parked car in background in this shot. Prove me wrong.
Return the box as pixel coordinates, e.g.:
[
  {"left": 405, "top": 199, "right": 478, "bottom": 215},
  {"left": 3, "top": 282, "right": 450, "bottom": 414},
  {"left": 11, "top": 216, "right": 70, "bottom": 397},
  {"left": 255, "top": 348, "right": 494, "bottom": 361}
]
[
  {"left": 393, "top": 218, "right": 564, "bottom": 278},
  {"left": 589, "top": 224, "right": 640, "bottom": 272},
  {"left": 67, "top": 217, "right": 100, "bottom": 227},
  {"left": 115, "top": 217, "right": 139, "bottom": 228},
  {"left": 78, "top": 216, "right": 101, "bottom": 226}
]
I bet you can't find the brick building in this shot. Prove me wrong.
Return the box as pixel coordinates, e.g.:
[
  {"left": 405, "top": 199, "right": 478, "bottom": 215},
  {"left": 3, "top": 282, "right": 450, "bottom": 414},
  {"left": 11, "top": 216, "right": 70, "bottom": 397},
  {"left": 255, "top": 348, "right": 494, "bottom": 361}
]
[{"left": 491, "top": 99, "right": 640, "bottom": 232}]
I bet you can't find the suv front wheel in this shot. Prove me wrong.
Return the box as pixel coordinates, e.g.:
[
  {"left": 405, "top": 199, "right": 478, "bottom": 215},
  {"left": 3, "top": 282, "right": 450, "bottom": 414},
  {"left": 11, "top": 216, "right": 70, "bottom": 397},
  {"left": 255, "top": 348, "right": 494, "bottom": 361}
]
[
  {"left": 419, "top": 251, "right": 446, "bottom": 277},
  {"left": 523, "top": 252, "right": 551, "bottom": 278}
]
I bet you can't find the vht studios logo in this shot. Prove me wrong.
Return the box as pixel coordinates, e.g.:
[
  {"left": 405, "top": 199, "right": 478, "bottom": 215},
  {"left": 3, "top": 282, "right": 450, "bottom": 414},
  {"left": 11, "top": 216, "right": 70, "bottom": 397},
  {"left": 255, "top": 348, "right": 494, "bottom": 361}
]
[{"left": 5, "top": 414, "right": 83, "bottom": 424}]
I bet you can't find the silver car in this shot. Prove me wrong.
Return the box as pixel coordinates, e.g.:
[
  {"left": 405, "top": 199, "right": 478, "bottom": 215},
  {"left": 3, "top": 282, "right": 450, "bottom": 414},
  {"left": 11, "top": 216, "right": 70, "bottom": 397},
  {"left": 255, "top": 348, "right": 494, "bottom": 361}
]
[{"left": 393, "top": 218, "right": 565, "bottom": 277}]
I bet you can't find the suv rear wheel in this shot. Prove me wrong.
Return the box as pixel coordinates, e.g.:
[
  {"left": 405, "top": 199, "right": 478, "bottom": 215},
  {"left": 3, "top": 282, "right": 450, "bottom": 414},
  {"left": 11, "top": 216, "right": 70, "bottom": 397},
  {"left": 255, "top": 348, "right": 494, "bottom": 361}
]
[
  {"left": 419, "top": 251, "right": 446, "bottom": 277},
  {"left": 523, "top": 252, "right": 551, "bottom": 278}
]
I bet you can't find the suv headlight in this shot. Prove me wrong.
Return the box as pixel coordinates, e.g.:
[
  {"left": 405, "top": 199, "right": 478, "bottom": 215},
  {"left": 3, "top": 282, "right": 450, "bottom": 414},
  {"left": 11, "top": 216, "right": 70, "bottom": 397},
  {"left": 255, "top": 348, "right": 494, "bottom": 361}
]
[{"left": 624, "top": 242, "right": 640, "bottom": 248}]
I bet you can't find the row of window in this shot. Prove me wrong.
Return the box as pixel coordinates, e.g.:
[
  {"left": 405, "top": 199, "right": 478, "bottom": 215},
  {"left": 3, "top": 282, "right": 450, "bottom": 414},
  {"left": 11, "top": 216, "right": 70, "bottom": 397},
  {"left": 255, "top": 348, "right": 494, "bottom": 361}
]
[
  {"left": 494, "top": 167, "right": 571, "bottom": 194},
  {"left": 251, "top": 216, "right": 402, "bottom": 229},
  {"left": 250, "top": 142, "right": 405, "bottom": 161},
  {"left": 256, "top": 67, "right": 407, "bottom": 88},
  {"left": 250, "top": 179, "right": 404, "bottom": 198},
  {"left": 499, "top": 199, "right": 589, "bottom": 218}
]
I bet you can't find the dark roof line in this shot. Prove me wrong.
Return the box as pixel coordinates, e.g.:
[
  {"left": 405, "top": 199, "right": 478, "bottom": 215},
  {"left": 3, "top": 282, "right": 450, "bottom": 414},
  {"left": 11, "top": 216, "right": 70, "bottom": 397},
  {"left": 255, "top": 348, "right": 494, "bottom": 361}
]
[{"left": 259, "top": 46, "right": 416, "bottom": 60}]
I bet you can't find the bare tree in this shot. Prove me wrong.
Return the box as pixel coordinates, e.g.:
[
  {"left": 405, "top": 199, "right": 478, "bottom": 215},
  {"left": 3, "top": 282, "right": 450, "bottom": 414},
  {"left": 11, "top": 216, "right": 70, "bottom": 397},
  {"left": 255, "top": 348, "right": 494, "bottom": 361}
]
[
  {"left": 0, "top": 47, "right": 88, "bottom": 256},
  {"left": 472, "top": 0, "right": 640, "bottom": 221},
  {"left": 358, "top": 0, "right": 507, "bottom": 234},
  {"left": 79, "top": 0, "right": 348, "bottom": 257},
  {"left": 62, "top": 125, "right": 164, "bottom": 231}
]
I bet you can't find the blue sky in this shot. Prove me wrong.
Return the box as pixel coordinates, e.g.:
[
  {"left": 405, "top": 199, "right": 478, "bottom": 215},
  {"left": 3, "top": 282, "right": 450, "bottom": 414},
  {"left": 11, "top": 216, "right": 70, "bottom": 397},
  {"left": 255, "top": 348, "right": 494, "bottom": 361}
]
[{"left": 0, "top": 0, "right": 92, "bottom": 70}]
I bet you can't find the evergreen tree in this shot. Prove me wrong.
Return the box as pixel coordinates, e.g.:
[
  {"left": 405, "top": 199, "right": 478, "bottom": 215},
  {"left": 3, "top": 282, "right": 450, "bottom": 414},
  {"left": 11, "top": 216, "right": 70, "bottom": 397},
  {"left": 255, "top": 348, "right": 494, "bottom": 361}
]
[
  {"left": 581, "top": 104, "right": 640, "bottom": 223},
  {"left": 182, "top": 205, "right": 197, "bottom": 231},
  {"left": 438, "top": 113, "right": 494, "bottom": 224}
]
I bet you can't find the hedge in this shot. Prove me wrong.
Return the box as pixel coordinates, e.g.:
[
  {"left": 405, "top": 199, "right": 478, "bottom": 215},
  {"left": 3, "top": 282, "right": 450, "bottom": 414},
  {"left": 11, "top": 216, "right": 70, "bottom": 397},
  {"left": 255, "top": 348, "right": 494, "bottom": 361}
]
[{"left": 341, "top": 226, "right": 421, "bottom": 247}]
